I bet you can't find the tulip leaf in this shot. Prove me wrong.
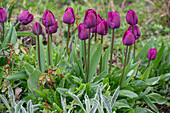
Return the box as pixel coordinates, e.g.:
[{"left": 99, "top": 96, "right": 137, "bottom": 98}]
[
  {"left": 17, "top": 31, "right": 36, "bottom": 38},
  {"left": 102, "top": 46, "right": 110, "bottom": 72},
  {"left": 148, "top": 93, "right": 167, "bottom": 104},
  {"left": 89, "top": 44, "right": 102, "bottom": 82},
  {"left": 134, "top": 41, "right": 151, "bottom": 62},
  {"left": 46, "top": 35, "right": 53, "bottom": 67}
]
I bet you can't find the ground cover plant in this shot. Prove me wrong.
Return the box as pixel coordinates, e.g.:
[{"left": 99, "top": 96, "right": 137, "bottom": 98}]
[{"left": 0, "top": 0, "right": 169, "bottom": 113}]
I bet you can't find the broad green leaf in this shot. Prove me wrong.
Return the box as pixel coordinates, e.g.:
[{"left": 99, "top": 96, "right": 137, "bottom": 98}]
[
  {"left": 119, "top": 90, "right": 138, "bottom": 98},
  {"left": 93, "top": 71, "right": 107, "bottom": 83},
  {"left": 134, "top": 107, "right": 153, "bottom": 113},
  {"left": 140, "top": 64, "right": 151, "bottom": 81},
  {"left": 134, "top": 41, "right": 151, "bottom": 62},
  {"left": 27, "top": 69, "right": 42, "bottom": 92},
  {"left": 146, "top": 77, "right": 160, "bottom": 85},
  {"left": 53, "top": 103, "right": 63, "bottom": 112},
  {"left": 24, "top": 62, "right": 34, "bottom": 76},
  {"left": 57, "top": 88, "right": 68, "bottom": 97},
  {"left": 114, "top": 99, "right": 130, "bottom": 109},
  {"left": 111, "top": 86, "right": 119, "bottom": 107},
  {"left": 102, "top": 96, "right": 112, "bottom": 113},
  {"left": 149, "top": 93, "right": 167, "bottom": 104},
  {"left": 7, "top": 71, "right": 27, "bottom": 80},
  {"left": 160, "top": 73, "right": 170, "bottom": 81},
  {"left": 139, "top": 87, "right": 151, "bottom": 97},
  {"left": 0, "top": 95, "right": 11, "bottom": 111},
  {"left": 68, "top": 91, "right": 86, "bottom": 112},
  {"left": 89, "top": 44, "right": 103, "bottom": 82},
  {"left": 17, "top": 32, "right": 36, "bottom": 38},
  {"left": 10, "top": 27, "right": 17, "bottom": 45},
  {"left": 2, "top": 25, "right": 13, "bottom": 48},
  {"left": 36, "top": 35, "right": 45, "bottom": 72},
  {"left": 34, "top": 90, "right": 47, "bottom": 99},
  {"left": 142, "top": 95, "right": 159, "bottom": 113},
  {"left": 46, "top": 35, "right": 53, "bottom": 67},
  {"left": 15, "top": 101, "right": 24, "bottom": 113}
]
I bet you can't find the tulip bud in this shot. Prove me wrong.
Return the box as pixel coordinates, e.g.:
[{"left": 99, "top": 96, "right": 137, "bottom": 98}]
[
  {"left": 0, "top": 8, "right": 7, "bottom": 23},
  {"left": 45, "top": 21, "right": 59, "bottom": 34},
  {"left": 18, "top": 10, "right": 34, "bottom": 25},
  {"left": 32, "top": 22, "right": 42, "bottom": 35},
  {"left": 126, "top": 9, "right": 138, "bottom": 25},
  {"left": 91, "top": 14, "right": 102, "bottom": 33},
  {"left": 128, "top": 25, "right": 141, "bottom": 40},
  {"left": 147, "top": 48, "right": 157, "bottom": 60},
  {"left": 137, "top": 57, "right": 141, "bottom": 67},
  {"left": 78, "top": 23, "right": 89, "bottom": 40},
  {"left": 107, "top": 11, "right": 120, "bottom": 29},
  {"left": 63, "top": 7, "right": 75, "bottom": 24},
  {"left": 83, "top": 9, "right": 97, "bottom": 28},
  {"left": 97, "top": 19, "right": 108, "bottom": 35},
  {"left": 122, "top": 30, "right": 135, "bottom": 45},
  {"left": 42, "top": 10, "right": 55, "bottom": 27}
]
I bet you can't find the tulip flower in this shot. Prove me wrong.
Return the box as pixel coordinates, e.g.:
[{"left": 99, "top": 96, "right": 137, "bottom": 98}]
[
  {"left": 122, "top": 30, "right": 135, "bottom": 46},
  {"left": 126, "top": 9, "right": 138, "bottom": 25},
  {"left": 18, "top": 10, "right": 34, "bottom": 25},
  {"left": 63, "top": 7, "right": 75, "bottom": 24},
  {"left": 145, "top": 48, "right": 157, "bottom": 73},
  {"left": 97, "top": 19, "right": 108, "bottom": 35},
  {"left": 42, "top": 10, "right": 55, "bottom": 66},
  {"left": 78, "top": 23, "right": 89, "bottom": 40},
  {"left": 0, "top": 8, "right": 7, "bottom": 23},
  {"left": 107, "top": 11, "right": 121, "bottom": 73},
  {"left": 128, "top": 25, "right": 141, "bottom": 40},
  {"left": 83, "top": 9, "right": 97, "bottom": 28},
  {"left": 45, "top": 21, "right": 59, "bottom": 34},
  {"left": 32, "top": 22, "right": 43, "bottom": 71},
  {"left": 42, "top": 10, "right": 55, "bottom": 27},
  {"left": 63, "top": 7, "right": 75, "bottom": 55},
  {"left": 120, "top": 30, "right": 135, "bottom": 87},
  {"left": 78, "top": 23, "right": 89, "bottom": 64},
  {"left": 107, "top": 11, "right": 120, "bottom": 29},
  {"left": 90, "top": 14, "right": 102, "bottom": 41},
  {"left": 147, "top": 48, "right": 157, "bottom": 60},
  {"left": 32, "top": 22, "right": 42, "bottom": 35},
  {"left": 0, "top": 8, "right": 7, "bottom": 42},
  {"left": 83, "top": 9, "right": 97, "bottom": 83}
]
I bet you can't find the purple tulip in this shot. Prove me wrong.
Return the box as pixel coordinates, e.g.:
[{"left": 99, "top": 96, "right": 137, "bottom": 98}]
[
  {"left": 32, "top": 22, "right": 42, "bottom": 35},
  {"left": 107, "top": 11, "right": 120, "bottom": 29},
  {"left": 83, "top": 9, "right": 97, "bottom": 28},
  {"left": 126, "top": 9, "right": 138, "bottom": 25},
  {"left": 63, "top": 7, "right": 75, "bottom": 24},
  {"left": 97, "top": 19, "right": 108, "bottom": 35},
  {"left": 42, "top": 10, "right": 55, "bottom": 27},
  {"left": 137, "top": 57, "right": 141, "bottom": 67},
  {"left": 18, "top": 10, "right": 34, "bottom": 25},
  {"left": 122, "top": 30, "right": 135, "bottom": 45},
  {"left": 147, "top": 48, "right": 157, "bottom": 60},
  {"left": 0, "top": 8, "right": 7, "bottom": 23},
  {"left": 91, "top": 14, "right": 102, "bottom": 33},
  {"left": 78, "top": 23, "right": 89, "bottom": 40},
  {"left": 45, "top": 21, "right": 59, "bottom": 34},
  {"left": 128, "top": 25, "right": 141, "bottom": 39}
]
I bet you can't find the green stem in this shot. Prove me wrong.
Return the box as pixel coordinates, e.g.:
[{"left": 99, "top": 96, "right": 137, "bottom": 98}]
[
  {"left": 120, "top": 46, "right": 128, "bottom": 87},
  {"left": 66, "top": 24, "right": 71, "bottom": 55},
  {"left": 100, "top": 35, "right": 103, "bottom": 73},
  {"left": 87, "top": 28, "right": 91, "bottom": 83},
  {"left": 126, "top": 45, "right": 131, "bottom": 66},
  {"left": 84, "top": 40, "right": 86, "bottom": 62},
  {"left": 2, "top": 22, "right": 4, "bottom": 42},
  {"left": 95, "top": 32, "right": 97, "bottom": 42},
  {"left": 133, "top": 40, "right": 136, "bottom": 59},
  {"left": 108, "top": 29, "right": 114, "bottom": 73},
  {"left": 37, "top": 35, "right": 41, "bottom": 71},
  {"left": 145, "top": 60, "right": 151, "bottom": 72},
  {"left": 47, "top": 27, "right": 51, "bottom": 66},
  {"left": 134, "top": 67, "right": 139, "bottom": 80}
]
